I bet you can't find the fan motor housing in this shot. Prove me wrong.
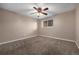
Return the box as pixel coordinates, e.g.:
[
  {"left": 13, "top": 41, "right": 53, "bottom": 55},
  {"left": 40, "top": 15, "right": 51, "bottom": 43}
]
[{"left": 38, "top": 7, "right": 42, "bottom": 12}]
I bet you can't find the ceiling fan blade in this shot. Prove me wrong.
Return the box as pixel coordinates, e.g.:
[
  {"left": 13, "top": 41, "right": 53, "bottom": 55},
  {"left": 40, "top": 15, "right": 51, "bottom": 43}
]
[
  {"left": 43, "top": 8, "right": 48, "bottom": 11},
  {"left": 41, "top": 12, "right": 48, "bottom": 15},
  {"left": 33, "top": 7, "right": 38, "bottom": 10}
]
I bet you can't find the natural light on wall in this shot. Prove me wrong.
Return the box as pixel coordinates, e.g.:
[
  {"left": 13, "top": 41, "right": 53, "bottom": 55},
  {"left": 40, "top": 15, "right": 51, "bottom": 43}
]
[{"left": 33, "top": 21, "right": 37, "bottom": 30}]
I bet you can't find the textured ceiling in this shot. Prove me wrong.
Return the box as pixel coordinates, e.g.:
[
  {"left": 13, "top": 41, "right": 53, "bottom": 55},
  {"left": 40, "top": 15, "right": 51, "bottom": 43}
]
[{"left": 0, "top": 3, "right": 77, "bottom": 19}]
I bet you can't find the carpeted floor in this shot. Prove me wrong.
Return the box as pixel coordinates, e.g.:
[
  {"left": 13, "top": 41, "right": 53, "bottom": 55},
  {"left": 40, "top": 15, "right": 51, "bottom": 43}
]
[{"left": 0, "top": 36, "right": 79, "bottom": 55}]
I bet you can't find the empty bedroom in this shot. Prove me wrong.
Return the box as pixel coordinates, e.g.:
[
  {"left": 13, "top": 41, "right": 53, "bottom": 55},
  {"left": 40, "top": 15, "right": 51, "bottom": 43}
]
[{"left": 0, "top": 3, "right": 79, "bottom": 55}]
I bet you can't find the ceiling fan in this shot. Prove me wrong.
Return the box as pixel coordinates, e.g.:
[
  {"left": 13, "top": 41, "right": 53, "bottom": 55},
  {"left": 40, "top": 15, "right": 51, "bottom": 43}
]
[{"left": 32, "top": 7, "right": 49, "bottom": 17}]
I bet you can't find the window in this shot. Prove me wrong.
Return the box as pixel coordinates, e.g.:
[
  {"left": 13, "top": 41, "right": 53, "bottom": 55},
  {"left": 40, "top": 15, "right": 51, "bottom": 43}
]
[
  {"left": 43, "top": 21, "right": 47, "bottom": 27},
  {"left": 48, "top": 20, "right": 53, "bottom": 26},
  {"left": 43, "top": 20, "right": 53, "bottom": 27}
]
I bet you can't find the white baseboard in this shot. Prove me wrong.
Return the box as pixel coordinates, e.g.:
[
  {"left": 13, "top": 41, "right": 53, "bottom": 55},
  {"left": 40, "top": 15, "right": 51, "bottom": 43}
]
[
  {"left": 0, "top": 35, "right": 77, "bottom": 49},
  {"left": 75, "top": 41, "right": 79, "bottom": 49},
  {"left": 39, "top": 35, "right": 79, "bottom": 49},
  {"left": 40, "top": 35, "right": 75, "bottom": 42},
  {"left": 0, "top": 35, "right": 37, "bottom": 45}
]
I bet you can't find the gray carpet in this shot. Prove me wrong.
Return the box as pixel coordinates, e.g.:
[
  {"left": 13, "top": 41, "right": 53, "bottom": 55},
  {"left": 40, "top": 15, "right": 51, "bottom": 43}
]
[{"left": 0, "top": 36, "right": 79, "bottom": 55}]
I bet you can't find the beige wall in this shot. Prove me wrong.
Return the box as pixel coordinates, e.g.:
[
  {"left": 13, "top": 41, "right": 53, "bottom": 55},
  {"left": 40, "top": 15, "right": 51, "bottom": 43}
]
[
  {"left": 0, "top": 9, "right": 37, "bottom": 43},
  {"left": 0, "top": 8, "right": 76, "bottom": 44},
  {"left": 76, "top": 6, "right": 79, "bottom": 48},
  {"left": 39, "top": 10, "right": 75, "bottom": 41}
]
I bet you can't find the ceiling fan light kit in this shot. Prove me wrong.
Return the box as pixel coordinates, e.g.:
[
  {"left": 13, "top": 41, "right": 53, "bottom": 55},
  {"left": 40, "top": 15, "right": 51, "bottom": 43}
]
[{"left": 33, "top": 6, "right": 49, "bottom": 17}]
